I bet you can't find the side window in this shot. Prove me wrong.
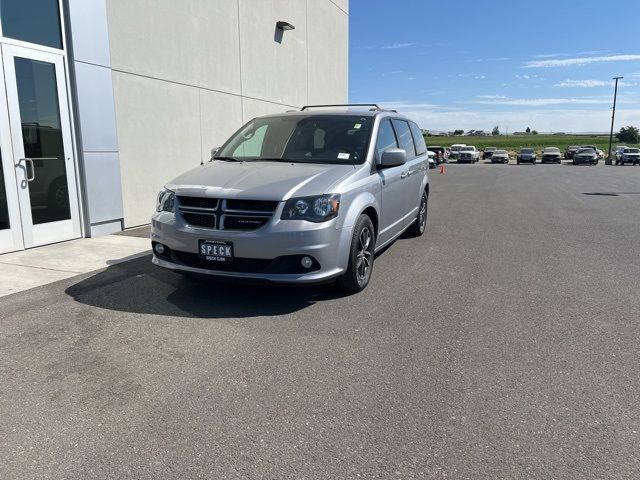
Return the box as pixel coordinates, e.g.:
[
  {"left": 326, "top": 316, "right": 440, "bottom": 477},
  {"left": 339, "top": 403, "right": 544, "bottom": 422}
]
[
  {"left": 391, "top": 119, "right": 416, "bottom": 159},
  {"left": 375, "top": 119, "right": 398, "bottom": 160},
  {"left": 409, "top": 122, "right": 427, "bottom": 156},
  {"left": 232, "top": 124, "right": 268, "bottom": 157}
]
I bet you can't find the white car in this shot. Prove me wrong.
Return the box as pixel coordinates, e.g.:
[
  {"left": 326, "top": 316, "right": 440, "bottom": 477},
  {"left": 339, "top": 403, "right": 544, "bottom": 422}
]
[
  {"left": 427, "top": 150, "right": 437, "bottom": 169},
  {"left": 448, "top": 143, "right": 466, "bottom": 161},
  {"left": 458, "top": 146, "right": 479, "bottom": 164}
]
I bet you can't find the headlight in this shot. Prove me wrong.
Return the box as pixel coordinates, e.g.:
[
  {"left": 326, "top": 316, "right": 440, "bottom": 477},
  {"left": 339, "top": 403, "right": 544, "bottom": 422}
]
[
  {"left": 281, "top": 194, "right": 340, "bottom": 222},
  {"left": 156, "top": 188, "right": 175, "bottom": 213}
]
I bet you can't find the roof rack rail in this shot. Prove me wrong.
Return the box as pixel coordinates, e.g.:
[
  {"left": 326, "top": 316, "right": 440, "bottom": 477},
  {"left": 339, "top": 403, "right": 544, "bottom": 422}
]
[{"left": 300, "top": 103, "right": 381, "bottom": 111}]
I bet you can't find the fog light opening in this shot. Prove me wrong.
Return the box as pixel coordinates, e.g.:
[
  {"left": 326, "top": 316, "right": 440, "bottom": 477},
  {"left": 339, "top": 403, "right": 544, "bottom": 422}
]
[
  {"left": 154, "top": 243, "right": 165, "bottom": 255},
  {"left": 301, "top": 256, "right": 313, "bottom": 269}
]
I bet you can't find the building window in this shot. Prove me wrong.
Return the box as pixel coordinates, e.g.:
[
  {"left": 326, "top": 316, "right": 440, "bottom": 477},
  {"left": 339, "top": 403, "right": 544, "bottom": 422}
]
[{"left": 0, "top": 0, "right": 63, "bottom": 49}]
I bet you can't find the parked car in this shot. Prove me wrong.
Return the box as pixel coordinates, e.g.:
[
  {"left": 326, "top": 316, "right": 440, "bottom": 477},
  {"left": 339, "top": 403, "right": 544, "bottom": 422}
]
[
  {"left": 483, "top": 147, "right": 497, "bottom": 160},
  {"left": 151, "top": 106, "right": 430, "bottom": 293},
  {"left": 613, "top": 145, "right": 628, "bottom": 162},
  {"left": 541, "top": 147, "right": 562, "bottom": 164},
  {"left": 616, "top": 147, "right": 640, "bottom": 165},
  {"left": 596, "top": 149, "right": 605, "bottom": 160},
  {"left": 448, "top": 144, "right": 466, "bottom": 162},
  {"left": 458, "top": 145, "right": 479, "bottom": 163},
  {"left": 564, "top": 145, "right": 580, "bottom": 159},
  {"left": 490, "top": 149, "right": 509, "bottom": 164},
  {"left": 427, "top": 150, "right": 437, "bottom": 169},
  {"left": 573, "top": 148, "right": 599, "bottom": 165},
  {"left": 516, "top": 148, "right": 536, "bottom": 164},
  {"left": 428, "top": 146, "right": 448, "bottom": 164}
]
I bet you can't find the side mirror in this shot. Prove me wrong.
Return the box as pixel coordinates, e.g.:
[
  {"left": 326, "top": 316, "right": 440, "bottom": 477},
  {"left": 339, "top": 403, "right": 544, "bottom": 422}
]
[
  {"left": 210, "top": 147, "right": 220, "bottom": 159},
  {"left": 380, "top": 148, "right": 407, "bottom": 168}
]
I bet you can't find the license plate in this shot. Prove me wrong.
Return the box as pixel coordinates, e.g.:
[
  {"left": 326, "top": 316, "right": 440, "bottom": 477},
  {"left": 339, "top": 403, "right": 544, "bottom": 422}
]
[{"left": 199, "top": 240, "right": 233, "bottom": 262}]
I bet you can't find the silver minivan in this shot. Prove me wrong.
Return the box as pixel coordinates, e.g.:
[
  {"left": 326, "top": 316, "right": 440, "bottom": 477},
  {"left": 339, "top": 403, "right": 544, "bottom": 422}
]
[{"left": 151, "top": 104, "right": 429, "bottom": 292}]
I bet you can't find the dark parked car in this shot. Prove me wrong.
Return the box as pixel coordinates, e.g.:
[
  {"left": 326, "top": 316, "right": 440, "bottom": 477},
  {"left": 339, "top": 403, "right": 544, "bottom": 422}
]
[
  {"left": 541, "top": 147, "right": 562, "bottom": 164},
  {"left": 483, "top": 147, "right": 497, "bottom": 160},
  {"left": 573, "top": 148, "right": 599, "bottom": 165},
  {"left": 616, "top": 147, "right": 640, "bottom": 165},
  {"left": 516, "top": 148, "right": 536, "bottom": 164},
  {"left": 564, "top": 145, "right": 580, "bottom": 159}
]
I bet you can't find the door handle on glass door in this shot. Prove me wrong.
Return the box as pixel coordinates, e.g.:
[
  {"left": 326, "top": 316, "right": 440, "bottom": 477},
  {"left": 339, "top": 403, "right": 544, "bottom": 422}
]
[{"left": 16, "top": 158, "right": 36, "bottom": 182}]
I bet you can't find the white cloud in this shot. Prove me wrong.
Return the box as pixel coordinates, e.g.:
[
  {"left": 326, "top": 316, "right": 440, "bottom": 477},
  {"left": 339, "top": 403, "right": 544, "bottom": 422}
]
[
  {"left": 533, "top": 53, "right": 567, "bottom": 59},
  {"left": 382, "top": 42, "right": 415, "bottom": 49},
  {"left": 474, "top": 97, "right": 611, "bottom": 106},
  {"left": 476, "top": 94, "right": 508, "bottom": 99},
  {"left": 457, "top": 73, "right": 486, "bottom": 79},
  {"left": 524, "top": 54, "right": 640, "bottom": 68},
  {"left": 555, "top": 79, "right": 635, "bottom": 88}
]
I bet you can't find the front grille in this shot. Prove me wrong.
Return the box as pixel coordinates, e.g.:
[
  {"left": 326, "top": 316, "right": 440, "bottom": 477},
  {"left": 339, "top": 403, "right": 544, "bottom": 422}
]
[
  {"left": 178, "top": 196, "right": 218, "bottom": 209},
  {"left": 225, "top": 199, "right": 278, "bottom": 212},
  {"left": 182, "top": 212, "right": 216, "bottom": 228},
  {"left": 177, "top": 196, "right": 278, "bottom": 231}
]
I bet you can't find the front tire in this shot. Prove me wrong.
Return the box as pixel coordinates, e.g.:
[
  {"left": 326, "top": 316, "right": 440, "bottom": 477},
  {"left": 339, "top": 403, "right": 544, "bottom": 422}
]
[
  {"left": 336, "top": 215, "right": 375, "bottom": 293},
  {"left": 407, "top": 190, "right": 428, "bottom": 238}
]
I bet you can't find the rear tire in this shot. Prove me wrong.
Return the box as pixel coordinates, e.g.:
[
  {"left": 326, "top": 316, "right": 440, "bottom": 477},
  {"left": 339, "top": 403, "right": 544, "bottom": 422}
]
[
  {"left": 336, "top": 215, "right": 375, "bottom": 293},
  {"left": 406, "top": 190, "right": 428, "bottom": 238}
]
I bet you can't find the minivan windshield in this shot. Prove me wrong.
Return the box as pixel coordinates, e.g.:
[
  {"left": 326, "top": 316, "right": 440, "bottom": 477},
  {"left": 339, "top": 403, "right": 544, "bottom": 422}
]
[{"left": 216, "top": 114, "right": 373, "bottom": 164}]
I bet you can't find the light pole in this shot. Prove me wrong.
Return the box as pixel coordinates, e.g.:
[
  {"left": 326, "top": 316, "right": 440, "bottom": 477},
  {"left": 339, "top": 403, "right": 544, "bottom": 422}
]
[{"left": 606, "top": 76, "right": 623, "bottom": 165}]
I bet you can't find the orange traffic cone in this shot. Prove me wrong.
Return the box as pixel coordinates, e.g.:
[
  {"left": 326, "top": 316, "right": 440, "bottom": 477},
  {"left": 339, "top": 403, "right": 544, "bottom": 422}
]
[{"left": 439, "top": 164, "right": 446, "bottom": 174}]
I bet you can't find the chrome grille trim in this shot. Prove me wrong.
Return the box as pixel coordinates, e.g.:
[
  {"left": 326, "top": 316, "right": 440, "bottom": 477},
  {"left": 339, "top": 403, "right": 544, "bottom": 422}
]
[{"left": 177, "top": 196, "right": 279, "bottom": 231}]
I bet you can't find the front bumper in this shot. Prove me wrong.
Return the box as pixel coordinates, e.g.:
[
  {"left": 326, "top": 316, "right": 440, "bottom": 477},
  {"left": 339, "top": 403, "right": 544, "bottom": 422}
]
[{"left": 151, "top": 211, "right": 353, "bottom": 284}]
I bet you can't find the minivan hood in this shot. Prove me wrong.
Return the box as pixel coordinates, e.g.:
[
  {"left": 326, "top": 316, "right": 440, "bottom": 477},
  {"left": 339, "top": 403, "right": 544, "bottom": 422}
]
[{"left": 166, "top": 160, "right": 356, "bottom": 200}]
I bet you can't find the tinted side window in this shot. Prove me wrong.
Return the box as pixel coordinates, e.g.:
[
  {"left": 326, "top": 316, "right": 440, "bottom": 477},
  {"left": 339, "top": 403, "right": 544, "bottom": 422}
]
[
  {"left": 409, "top": 122, "right": 427, "bottom": 155},
  {"left": 391, "top": 119, "right": 416, "bottom": 159},
  {"left": 375, "top": 119, "right": 398, "bottom": 160}
]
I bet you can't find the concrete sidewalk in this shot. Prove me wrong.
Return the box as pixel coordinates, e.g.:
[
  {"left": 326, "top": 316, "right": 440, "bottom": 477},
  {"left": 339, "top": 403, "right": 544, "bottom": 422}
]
[{"left": 0, "top": 233, "right": 150, "bottom": 298}]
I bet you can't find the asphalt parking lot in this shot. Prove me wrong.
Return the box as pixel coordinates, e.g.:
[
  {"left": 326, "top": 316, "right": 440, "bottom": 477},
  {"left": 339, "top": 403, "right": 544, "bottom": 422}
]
[{"left": 2, "top": 163, "right": 640, "bottom": 479}]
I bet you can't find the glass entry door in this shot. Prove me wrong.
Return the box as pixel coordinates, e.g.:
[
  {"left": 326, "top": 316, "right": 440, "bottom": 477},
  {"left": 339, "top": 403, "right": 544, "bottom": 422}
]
[{"left": 0, "top": 43, "right": 80, "bottom": 253}]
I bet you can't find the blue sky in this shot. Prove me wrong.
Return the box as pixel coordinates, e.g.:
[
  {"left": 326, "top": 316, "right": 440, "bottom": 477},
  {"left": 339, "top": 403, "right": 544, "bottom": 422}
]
[{"left": 349, "top": 0, "right": 640, "bottom": 132}]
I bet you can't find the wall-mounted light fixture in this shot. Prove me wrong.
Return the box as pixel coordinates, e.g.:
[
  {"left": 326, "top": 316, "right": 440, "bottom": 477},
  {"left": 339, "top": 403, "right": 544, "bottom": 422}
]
[{"left": 276, "top": 21, "right": 295, "bottom": 31}]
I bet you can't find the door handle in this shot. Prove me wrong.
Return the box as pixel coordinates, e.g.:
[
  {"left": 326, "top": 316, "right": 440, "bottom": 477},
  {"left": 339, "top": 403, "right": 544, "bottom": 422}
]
[
  {"left": 24, "top": 158, "right": 35, "bottom": 181},
  {"left": 16, "top": 158, "right": 36, "bottom": 182},
  {"left": 400, "top": 172, "right": 408, "bottom": 179}
]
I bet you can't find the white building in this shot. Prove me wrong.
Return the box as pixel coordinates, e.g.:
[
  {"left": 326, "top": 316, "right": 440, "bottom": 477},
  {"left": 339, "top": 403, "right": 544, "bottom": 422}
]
[{"left": 0, "top": 0, "right": 349, "bottom": 254}]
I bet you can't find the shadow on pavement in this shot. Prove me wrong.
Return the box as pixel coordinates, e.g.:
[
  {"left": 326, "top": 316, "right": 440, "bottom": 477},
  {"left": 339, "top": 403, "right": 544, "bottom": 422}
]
[{"left": 65, "top": 254, "right": 346, "bottom": 319}]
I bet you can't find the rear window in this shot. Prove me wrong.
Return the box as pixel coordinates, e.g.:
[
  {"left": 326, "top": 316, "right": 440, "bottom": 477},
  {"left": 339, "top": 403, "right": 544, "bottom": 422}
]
[
  {"left": 391, "top": 119, "right": 416, "bottom": 158},
  {"left": 409, "top": 122, "right": 427, "bottom": 156},
  {"left": 521, "top": 149, "right": 534, "bottom": 153}
]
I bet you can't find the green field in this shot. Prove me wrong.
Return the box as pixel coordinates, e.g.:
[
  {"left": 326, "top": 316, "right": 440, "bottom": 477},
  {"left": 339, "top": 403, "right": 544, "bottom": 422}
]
[{"left": 424, "top": 134, "right": 635, "bottom": 153}]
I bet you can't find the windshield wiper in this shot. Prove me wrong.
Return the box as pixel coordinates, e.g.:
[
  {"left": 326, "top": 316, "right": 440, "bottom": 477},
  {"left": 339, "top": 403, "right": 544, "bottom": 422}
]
[
  {"left": 213, "top": 156, "right": 242, "bottom": 162},
  {"left": 256, "top": 157, "right": 296, "bottom": 163}
]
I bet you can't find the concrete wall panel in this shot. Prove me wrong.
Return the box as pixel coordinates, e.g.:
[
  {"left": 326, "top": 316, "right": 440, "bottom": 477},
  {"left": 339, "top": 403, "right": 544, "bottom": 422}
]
[
  {"left": 238, "top": 0, "right": 307, "bottom": 107},
  {"left": 199, "top": 90, "right": 243, "bottom": 163},
  {"left": 112, "top": 72, "right": 201, "bottom": 227},
  {"left": 242, "top": 97, "right": 292, "bottom": 123},
  {"left": 106, "top": 0, "right": 241, "bottom": 95},
  {"left": 307, "top": 0, "right": 349, "bottom": 105}
]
